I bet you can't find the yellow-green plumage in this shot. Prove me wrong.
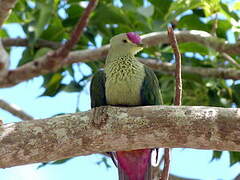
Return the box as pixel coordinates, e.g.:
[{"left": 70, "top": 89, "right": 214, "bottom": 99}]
[
  {"left": 105, "top": 55, "right": 145, "bottom": 105},
  {"left": 90, "top": 33, "right": 162, "bottom": 180}
]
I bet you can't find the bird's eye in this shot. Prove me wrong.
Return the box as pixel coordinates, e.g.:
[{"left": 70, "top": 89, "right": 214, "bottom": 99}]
[{"left": 122, "top": 39, "right": 128, "bottom": 43}]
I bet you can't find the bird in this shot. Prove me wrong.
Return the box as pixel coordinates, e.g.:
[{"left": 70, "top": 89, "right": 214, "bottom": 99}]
[{"left": 90, "top": 32, "right": 163, "bottom": 180}]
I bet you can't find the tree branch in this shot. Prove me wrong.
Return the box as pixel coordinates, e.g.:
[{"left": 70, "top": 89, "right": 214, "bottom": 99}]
[
  {"left": 49, "top": 0, "right": 98, "bottom": 59},
  {"left": 42, "top": 0, "right": 98, "bottom": 72},
  {"left": 160, "top": 26, "right": 184, "bottom": 180},
  {"left": 2, "top": 38, "right": 62, "bottom": 49},
  {"left": 1, "top": 30, "right": 240, "bottom": 88},
  {"left": 0, "top": 105, "right": 240, "bottom": 168},
  {"left": 0, "top": 0, "right": 18, "bottom": 27},
  {"left": 140, "top": 59, "right": 240, "bottom": 80},
  {"left": 0, "top": 99, "right": 33, "bottom": 121},
  {"left": 141, "top": 30, "right": 240, "bottom": 55},
  {"left": 3, "top": 30, "right": 240, "bottom": 55},
  {"left": 221, "top": 53, "right": 240, "bottom": 68}
]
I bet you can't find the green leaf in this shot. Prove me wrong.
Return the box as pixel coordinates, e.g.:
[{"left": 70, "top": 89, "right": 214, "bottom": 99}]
[
  {"left": 37, "top": 158, "right": 73, "bottom": 169},
  {"left": 34, "top": 48, "right": 51, "bottom": 59},
  {"left": 179, "top": 42, "right": 209, "bottom": 55},
  {"left": 148, "top": 0, "right": 172, "bottom": 20},
  {"left": 63, "top": 81, "right": 83, "bottom": 92},
  {"left": 17, "top": 48, "right": 34, "bottom": 67},
  {"left": 92, "top": 3, "right": 130, "bottom": 25},
  {"left": 5, "top": 12, "right": 23, "bottom": 23},
  {"left": 51, "top": 158, "right": 73, "bottom": 165},
  {"left": 43, "top": 73, "right": 63, "bottom": 88},
  {"left": 37, "top": 162, "right": 50, "bottom": 169},
  {"left": 122, "top": 0, "right": 144, "bottom": 9},
  {"left": 41, "top": 17, "right": 65, "bottom": 41},
  {"left": 40, "top": 73, "right": 65, "bottom": 97},
  {"left": 0, "top": 29, "right": 9, "bottom": 38},
  {"left": 220, "top": 2, "right": 239, "bottom": 21},
  {"left": 178, "top": 14, "right": 210, "bottom": 31},
  {"left": 66, "top": 65, "right": 75, "bottom": 78},
  {"left": 229, "top": 151, "right": 240, "bottom": 166},
  {"left": 211, "top": 151, "right": 223, "bottom": 161},
  {"left": 232, "top": 84, "right": 240, "bottom": 106},
  {"left": 164, "top": 0, "right": 202, "bottom": 22},
  {"left": 97, "top": 156, "right": 111, "bottom": 169},
  {"left": 34, "top": 0, "right": 54, "bottom": 41},
  {"left": 201, "top": 0, "right": 220, "bottom": 16},
  {"left": 62, "top": 4, "right": 84, "bottom": 27},
  {"left": 233, "top": 2, "right": 240, "bottom": 10},
  {"left": 207, "top": 19, "right": 231, "bottom": 39},
  {"left": 40, "top": 83, "right": 65, "bottom": 97}
]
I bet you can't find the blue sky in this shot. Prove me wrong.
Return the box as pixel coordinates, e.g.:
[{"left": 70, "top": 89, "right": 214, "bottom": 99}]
[{"left": 0, "top": 4, "right": 240, "bottom": 179}]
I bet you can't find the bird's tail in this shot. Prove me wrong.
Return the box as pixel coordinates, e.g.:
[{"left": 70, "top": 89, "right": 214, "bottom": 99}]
[{"left": 116, "top": 149, "right": 152, "bottom": 180}]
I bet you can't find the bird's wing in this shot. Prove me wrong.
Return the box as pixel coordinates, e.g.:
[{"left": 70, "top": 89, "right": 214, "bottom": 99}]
[
  {"left": 90, "top": 70, "right": 107, "bottom": 108},
  {"left": 141, "top": 66, "right": 163, "bottom": 105}
]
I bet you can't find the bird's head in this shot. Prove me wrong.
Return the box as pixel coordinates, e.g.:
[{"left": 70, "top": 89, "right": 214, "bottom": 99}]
[{"left": 109, "top": 32, "right": 144, "bottom": 55}]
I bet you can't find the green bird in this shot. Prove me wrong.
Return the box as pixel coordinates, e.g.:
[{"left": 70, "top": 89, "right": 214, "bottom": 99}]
[{"left": 90, "top": 32, "right": 163, "bottom": 180}]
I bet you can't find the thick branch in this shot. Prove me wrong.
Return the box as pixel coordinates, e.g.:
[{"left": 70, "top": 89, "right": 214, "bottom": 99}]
[
  {"left": 141, "top": 30, "right": 240, "bottom": 55},
  {"left": 0, "top": 105, "right": 240, "bottom": 168},
  {"left": 1, "top": 30, "right": 240, "bottom": 88},
  {"left": 3, "top": 31, "right": 240, "bottom": 54},
  {"left": 141, "top": 59, "right": 240, "bottom": 80},
  {"left": 0, "top": 0, "right": 18, "bottom": 27},
  {"left": 0, "top": 99, "right": 33, "bottom": 120}
]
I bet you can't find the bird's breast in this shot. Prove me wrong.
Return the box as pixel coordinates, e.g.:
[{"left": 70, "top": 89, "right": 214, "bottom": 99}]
[{"left": 105, "top": 60, "right": 145, "bottom": 106}]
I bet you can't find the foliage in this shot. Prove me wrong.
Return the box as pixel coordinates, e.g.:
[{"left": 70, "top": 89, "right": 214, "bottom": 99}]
[{"left": 2, "top": 0, "right": 240, "bottom": 170}]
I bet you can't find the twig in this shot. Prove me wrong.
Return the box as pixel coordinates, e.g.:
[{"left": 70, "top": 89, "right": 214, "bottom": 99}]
[
  {"left": 38, "top": 0, "right": 98, "bottom": 72},
  {"left": 160, "top": 26, "right": 183, "bottom": 180},
  {"left": 160, "top": 148, "right": 171, "bottom": 180},
  {"left": 221, "top": 53, "right": 240, "bottom": 69},
  {"left": 168, "top": 27, "right": 182, "bottom": 106},
  {"left": 0, "top": 99, "right": 33, "bottom": 121},
  {"left": 49, "top": 0, "right": 98, "bottom": 59},
  {"left": 211, "top": 13, "right": 218, "bottom": 36},
  {"left": 0, "top": 0, "right": 18, "bottom": 27}
]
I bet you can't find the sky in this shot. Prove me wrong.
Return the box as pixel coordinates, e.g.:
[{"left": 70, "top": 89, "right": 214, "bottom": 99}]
[{"left": 0, "top": 2, "right": 240, "bottom": 180}]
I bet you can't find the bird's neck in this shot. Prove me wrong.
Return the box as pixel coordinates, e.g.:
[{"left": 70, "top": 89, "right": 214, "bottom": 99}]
[
  {"left": 105, "top": 47, "right": 136, "bottom": 64},
  {"left": 105, "top": 53, "right": 140, "bottom": 77},
  {"left": 104, "top": 50, "right": 145, "bottom": 106}
]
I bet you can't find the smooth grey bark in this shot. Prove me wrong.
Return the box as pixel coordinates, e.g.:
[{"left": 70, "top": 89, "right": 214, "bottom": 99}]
[{"left": 0, "top": 105, "right": 240, "bottom": 168}]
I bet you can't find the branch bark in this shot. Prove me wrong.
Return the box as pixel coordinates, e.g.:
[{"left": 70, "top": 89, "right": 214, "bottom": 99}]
[
  {"left": 0, "top": 99, "right": 33, "bottom": 121},
  {"left": 1, "top": 30, "right": 240, "bottom": 88},
  {"left": 0, "top": 0, "right": 18, "bottom": 27},
  {"left": 41, "top": 0, "right": 98, "bottom": 72},
  {"left": 140, "top": 59, "right": 240, "bottom": 79},
  {"left": 2, "top": 38, "right": 62, "bottom": 49},
  {"left": 3, "top": 30, "right": 240, "bottom": 55},
  {"left": 0, "top": 105, "right": 240, "bottom": 168},
  {"left": 141, "top": 30, "right": 240, "bottom": 55}
]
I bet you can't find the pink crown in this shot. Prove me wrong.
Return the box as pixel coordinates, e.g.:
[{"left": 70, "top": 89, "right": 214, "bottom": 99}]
[{"left": 126, "top": 32, "right": 141, "bottom": 44}]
